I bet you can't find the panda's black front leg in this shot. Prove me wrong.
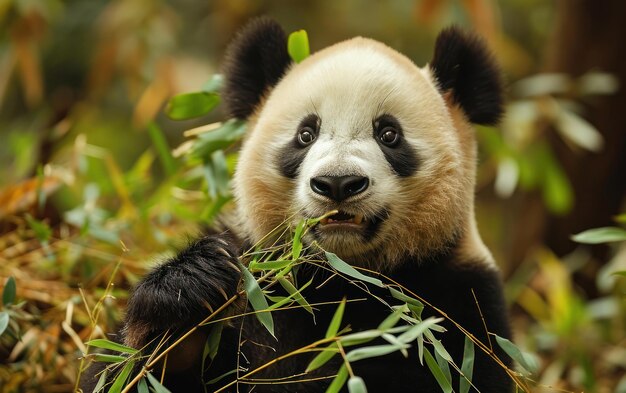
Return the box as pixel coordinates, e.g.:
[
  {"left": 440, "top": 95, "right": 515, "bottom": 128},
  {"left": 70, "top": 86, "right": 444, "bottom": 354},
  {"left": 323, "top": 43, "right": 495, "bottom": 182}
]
[{"left": 121, "top": 234, "right": 242, "bottom": 388}]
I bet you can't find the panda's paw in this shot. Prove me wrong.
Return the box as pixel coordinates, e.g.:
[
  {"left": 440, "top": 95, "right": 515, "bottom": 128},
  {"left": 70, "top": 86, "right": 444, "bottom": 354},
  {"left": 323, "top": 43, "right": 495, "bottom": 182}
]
[{"left": 123, "top": 234, "right": 241, "bottom": 348}]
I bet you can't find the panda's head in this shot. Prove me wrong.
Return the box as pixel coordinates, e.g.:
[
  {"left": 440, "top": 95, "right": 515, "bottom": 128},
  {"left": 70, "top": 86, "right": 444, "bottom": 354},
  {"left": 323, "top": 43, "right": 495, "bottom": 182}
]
[{"left": 225, "top": 18, "right": 502, "bottom": 268}]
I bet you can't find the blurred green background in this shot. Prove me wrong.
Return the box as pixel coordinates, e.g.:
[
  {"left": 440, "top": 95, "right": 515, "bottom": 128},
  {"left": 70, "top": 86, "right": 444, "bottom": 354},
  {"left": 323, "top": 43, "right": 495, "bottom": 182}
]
[{"left": 1, "top": 0, "right": 625, "bottom": 392}]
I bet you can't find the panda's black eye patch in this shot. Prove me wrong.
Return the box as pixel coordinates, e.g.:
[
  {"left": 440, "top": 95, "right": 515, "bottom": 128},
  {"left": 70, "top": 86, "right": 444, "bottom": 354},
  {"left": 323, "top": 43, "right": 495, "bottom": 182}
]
[
  {"left": 373, "top": 114, "right": 419, "bottom": 177},
  {"left": 296, "top": 114, "right": 320, "bottom": 147}
]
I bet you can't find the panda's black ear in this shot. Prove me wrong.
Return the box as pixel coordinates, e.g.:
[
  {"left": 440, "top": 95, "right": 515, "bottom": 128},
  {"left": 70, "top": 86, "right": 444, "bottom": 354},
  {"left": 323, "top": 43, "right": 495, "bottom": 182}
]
[
  {"left": 222, "top": 17, "right": 292, "bottom": 119},
  {"left": 430, "top": 27, "right": 503, "bottom": 125}
]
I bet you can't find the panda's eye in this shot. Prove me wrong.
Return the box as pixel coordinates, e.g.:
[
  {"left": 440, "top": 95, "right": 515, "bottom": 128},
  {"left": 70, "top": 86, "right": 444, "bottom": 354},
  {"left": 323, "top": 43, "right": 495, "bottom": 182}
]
[
  {"left": 296, "top": 114, "right": 320, "bottom": 147},
  {"left": 297, "top": 127, "right": 316, "bottom": 146},
  {"left": 379, "top": 127, "right": 399, "bottom": 146}
]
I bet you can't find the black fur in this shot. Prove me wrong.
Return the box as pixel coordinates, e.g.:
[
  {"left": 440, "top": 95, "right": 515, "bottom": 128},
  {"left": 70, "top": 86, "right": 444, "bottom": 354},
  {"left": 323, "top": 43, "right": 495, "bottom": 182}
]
[
  {"left": 431, "top": 27, "right": 504, "bottom": 125},
  {"left": 373, "top": 114, "right": 419, "bottom": 177},
  {"left": 277, "top": 114, "right": 320, "bottom": 179},
  {"left": 222, "top": 17, "right": 292, "bottom": 119}
]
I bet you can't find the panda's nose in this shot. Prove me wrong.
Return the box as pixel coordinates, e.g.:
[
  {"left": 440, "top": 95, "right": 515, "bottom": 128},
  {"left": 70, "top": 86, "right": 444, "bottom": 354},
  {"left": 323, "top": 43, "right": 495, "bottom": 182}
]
[{"left": 310, "top": 175, "right": 369, "bottom": 202}]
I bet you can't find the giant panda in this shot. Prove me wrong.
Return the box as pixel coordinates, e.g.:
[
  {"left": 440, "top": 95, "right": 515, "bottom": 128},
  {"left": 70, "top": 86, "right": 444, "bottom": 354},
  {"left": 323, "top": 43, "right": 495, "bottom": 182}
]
[{"left": 82, "top": 17, "right": 513, "bottom": 393}]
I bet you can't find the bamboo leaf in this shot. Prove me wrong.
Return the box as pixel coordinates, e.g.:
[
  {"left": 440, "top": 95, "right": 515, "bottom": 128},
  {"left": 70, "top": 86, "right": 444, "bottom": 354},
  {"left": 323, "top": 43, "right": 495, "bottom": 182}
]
[
  {"left": 0, "top": 312, "right": 10, "bottom": 337},
  {"left": 459, "top": 336, "right": 475, "bottom": 393},
  {"left": 378, "top": 305, "right": 408, "bottom": 330},
  {"left": 137, "top": 378, "right": 149, "bottom": 393},
  {"left": 326, "top": 298, "right": 346, "bottom": 339},
  {"left": 93, "top": 369, "right": 107, "bottom": 393},
  {"left": 147, "top": 122, "right": 177, "bottom": 176},
  {"left": 287, "top": 30, "right": 310, "bottom": 63},
  {"left": 347, "top": 376, "right": 368, "bottom": 393},
  {"left": 201, "top": 74, "right": 224, "bottom": 93},
  {"left": 86, "top": 339, "right": 138, "bottom": 354},
  {"left": 424, "top": 349, "right": 453, "bottom": 393},
  {"left": 277, "top": 277, "right": 313, "bottom": 314},
  {"left": 146, "top": 372, "right": 173, "bottom": 393},
  {"left": 241, "top": 265, "right": 275, "bottom": 337},
  {"left": 92, "top": 353, "right": 127, "bottom": 363},
  {"left": 207, "top": 322, "right": 224, "bottom": 360},
  {"left": 571, "top": 227, "right": 626, "bottom": 244},
  {"left": 397, "top": 317, "right": 443, "bottom": 344},
  {"left": 2, "top": 277, "right": 16, "bottom": 306},
  {"left": 345, "top": 343, "right": 409, "bottom": 362},
  {"left": 107, "top": 360, "right": 135, "bottom": 393},
  {"left": 249, "top": 259, "right": 293, "bottom": 271},
  {"left": 325, "top": 252, "right": 384, "bottom": 288},
  {"left": 340, "top": 330, "right": 386, "bottom": 347},
  {"left": 424, "top": 330, "right": 453, "bottom": 363},
  {"left": 494, "top": 335, "right": 537, "bottom": 373},
  {"left": 325, "top": 364, "right": 349, "bottom": 393},
  {"left": 292, "top": 219, "right": 306, "bottom": 260},
  {"left": 434, "top": 346, "right": 452, "bottom": 387},
  {"left": 166, "top": 92, "right": 220, "bottom": 120},
  {"left": 305, "top": 342, "right": 339, "bottom": 373}
]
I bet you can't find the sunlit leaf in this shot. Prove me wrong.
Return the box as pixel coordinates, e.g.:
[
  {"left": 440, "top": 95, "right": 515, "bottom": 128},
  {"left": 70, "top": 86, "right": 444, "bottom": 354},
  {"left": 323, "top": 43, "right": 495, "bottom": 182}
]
[
  {"left": 146, "top": 372, "right": 173, "bottom": 393},
  {"left": 494, "top": 335, "right": 538, "bottom": 373},
  {"left": 325, "top": 252, "right": 384, "bottom": 288},
  {"left": 189, "top": 119, "right": 246, "bottom": 160},
  {"left": 202, "top": 74, "right": 224, "bottom": 93},
  {"left": 347, "top": 376, "right": 368, "bottom": 393},
  {"left": 424, "top": 348, "right": 453, "bottom": 393},
  {"left": 571, "top": 227, "right": 626, "bottom": 244},
  {"left": 326, "top": 298, "right": 346, "bottom": 339},
  {"left": 459, "top": 336, "right": 475, "bottom": 393},
  {"left": 494, "top": 157, "right": 519, "bottom": 198},
  {"left": 512, "top": 73, "right": 570, "bottom": 98},
  {"left": 0, "top": 312, "right": 9, "bottom": 337},
  {"left": 3, "top": 277, "right": 16, "bottom": 306},
  {"left": 325, "top": 364, "right": 349, "bottom": 393},
  {"left": 86, "top": 339, "right": 138, "bottom": 354},
  {"left": 288, "top": 30, "right": 310, "bottom": 63},
  {"left": 305, "top": 342, "right": 339, "bottom": 373},
  {"left": 166, "top": 92, "right": 220, "bottom": 120},
  {"left": 241, "top": 265, "right": 275, "bottom": 337},
  {"left": 577, "top": 72, "right": 619, "bottom": 96}
]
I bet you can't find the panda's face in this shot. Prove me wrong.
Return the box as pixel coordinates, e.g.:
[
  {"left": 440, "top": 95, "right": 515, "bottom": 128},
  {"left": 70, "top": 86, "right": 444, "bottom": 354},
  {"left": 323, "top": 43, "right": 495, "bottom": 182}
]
[{"left": 234, "top": 38, "right": 473, "bottom": 266}]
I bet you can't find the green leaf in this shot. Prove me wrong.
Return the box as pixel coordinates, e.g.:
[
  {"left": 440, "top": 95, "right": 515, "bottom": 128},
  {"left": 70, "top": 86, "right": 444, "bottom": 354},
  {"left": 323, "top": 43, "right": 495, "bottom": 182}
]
[
  {"left": 190, "top": 119, "right": 247, "bottom": 160},
  {"left": 207, "top": 322, "right": 224, "bottom": 360},
  {"left": 92, "top": 353, "right": 127, "bottom": 363},
  {"left": 389, "top": 287, "right": 423, "bottom": 307},
  {"left": 340, "top": 330, "right": 386, "bottom": 347},
  {"left": 540, "top": 150, "right": 573, "bottom": 215},
  {"left": 137, "top": 378, "right": 149, "bottom": 393},
  {"left": 241, "top": 265, "right": 275, "bottom": 338},
  {"left": 277, "top": 277, "right": 313, "bottom": 314},
  {"left": 206, "top": 369, "right": 238, "bottom": 385},
  {"left": 166, "top": 92, "right": 220, "bottom": 120},
  {"left": 292, "top": 219, "right": 306, "bottom": 260},
  {"left": 325, "top": 252, "right": 384, "bottom": 288},
  {"left": 25, "top": 215, "right": 52, "bottom": 243},
  {"left": 288, "top": 30, "right": 310, "bottom": 63},
  {"left": 424, "top": 349, "right": 453, "bottom": 393},
  {"left": 201, "top": 74, "right": 224, "bottom": 93},
  {"left": 86, "top": 339, "right": 138, "bottom": 354},
  {"left": 378, "top": 305, "right": 408, "bottom": 330},
  {"left": 249, "top": 259, "right": 293, "bottom": 271},
  {"left": 434, "top": 346, "right": 452, "bottom": 387},
  {"left": 146, "top": 372, "right": 173, "bottom": 393},
  {"left": 3, "top": 277, "right": 16, "bottom": 306},
  {"left": 396, "top": 317, "right": 443, "bottom": 345},
  {"left": 326, "top": 298, "right": 346, "bottom": 339},
  {"left": 494, "top": 335, "right": 537, "bottom": 373},
  {"left": 305, "top": 342, "right": 339, "bottom": 373},
  {"left": 424, "top": 330, "right": 453, "bottom": 363},
  {"left": 0, "top": 312, "right": 10, "bottom": 337},
  {"left": 347, "top": 376, "right": 368, "bottom": 393},
  {"left": 571, "top": 227, "right": 626, "bottom": 244},
  {"left": 459, "top": 336, "right": 475, "bottom": 393},
  {"left": 325, "top": 364, "right": 349, "bottom": 393},
  {"left": 93, "top": 369, "right": 107, "bottom": 393},
  {"left": 148, "top": 122, "right": 177, "bottom": 176},
  {"left": 345, "top": 343, "right": 409, "bottom": 362},
  {"left": 107, "top": 360, "right": 135, "bottom": 393},
  {"left": 211, "top": 149, "right": 230, "bottom": 197}
]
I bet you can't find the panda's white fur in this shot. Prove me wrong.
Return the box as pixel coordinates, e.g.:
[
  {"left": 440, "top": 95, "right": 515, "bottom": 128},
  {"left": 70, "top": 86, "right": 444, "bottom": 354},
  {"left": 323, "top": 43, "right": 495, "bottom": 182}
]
[{"left": 234, "top": 37, "right": 492, "bottom": 269}]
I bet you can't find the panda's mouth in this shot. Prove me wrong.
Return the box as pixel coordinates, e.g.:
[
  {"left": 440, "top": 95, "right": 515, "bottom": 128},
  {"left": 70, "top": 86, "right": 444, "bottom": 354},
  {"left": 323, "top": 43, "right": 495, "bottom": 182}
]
[{"left": 319, "top": 211, "right": 365, "bottom": 226}]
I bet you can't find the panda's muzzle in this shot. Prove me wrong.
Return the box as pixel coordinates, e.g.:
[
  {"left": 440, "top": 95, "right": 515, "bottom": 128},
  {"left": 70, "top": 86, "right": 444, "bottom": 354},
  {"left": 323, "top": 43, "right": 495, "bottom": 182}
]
[{"left": 310, "top": 175, "right": 369, "bottom": 203}]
